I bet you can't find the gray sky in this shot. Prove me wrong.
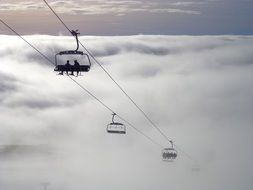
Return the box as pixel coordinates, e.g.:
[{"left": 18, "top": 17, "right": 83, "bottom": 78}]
[
  {"left": 0, "top": 35, "right": 253, "bottom": 189},
  {"left": 1, "top": 0, "right": 253, "bottom": 35}
]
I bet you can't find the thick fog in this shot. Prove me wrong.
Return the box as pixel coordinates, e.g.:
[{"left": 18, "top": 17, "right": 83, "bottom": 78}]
[{"left": 0, "top": 35, "right": 253, "bottom": 190}]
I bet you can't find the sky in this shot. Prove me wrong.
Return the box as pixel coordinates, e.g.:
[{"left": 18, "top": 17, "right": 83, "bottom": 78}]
[
  {"left": 0, "top": 0, "right": 253, "bottom": 35},
  {"left": 0, "top": 35, "right": 253, "bottom": 189}
]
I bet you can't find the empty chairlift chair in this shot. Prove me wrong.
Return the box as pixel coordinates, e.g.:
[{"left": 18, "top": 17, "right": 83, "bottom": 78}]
[
  {"left": 54, "top": 30, "right": 91, "bottom": 76},
  {"left": 162, "top": 140, "right": 178, "bottom": 162},
  {"left": 107, "top": 113, "right": 126, "bottom": 134}
]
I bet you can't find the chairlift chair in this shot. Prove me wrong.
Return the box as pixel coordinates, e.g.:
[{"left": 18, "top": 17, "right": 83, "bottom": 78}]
[
  {"left": 162, "top": 141, "right": 177, "bottom": 162},
  {"left": 54, "top": 30, "right": 91, "bottom": 76},
  {"left": 107, "top": 113, "right": 126, "bottom": 134}
]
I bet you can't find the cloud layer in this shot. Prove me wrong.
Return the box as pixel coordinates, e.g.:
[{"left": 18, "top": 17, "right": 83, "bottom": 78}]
[{"left": 0, "top": 35, "right": 253, "bottom": 190}]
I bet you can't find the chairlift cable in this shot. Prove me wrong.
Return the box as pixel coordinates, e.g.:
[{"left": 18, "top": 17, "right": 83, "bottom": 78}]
[
  {"left": 0, "top": 19, "right": 163, "bottom": 149},
  {"left": 41, "top": 0, "right": 197, "bottom": 162},
  {"left": 42, "top": 0, "right": 198, "bottom": 162}
]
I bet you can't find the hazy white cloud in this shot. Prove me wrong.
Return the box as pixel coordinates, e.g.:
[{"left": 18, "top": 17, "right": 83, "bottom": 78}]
[
  {"left": 0, "top": 35, "right": 253, "bottom": 189},
  {"left": 170, "top": 1, "right": 208, "bottom": 6},
  {"left": 0, "top": 1, "right": 45, "bottom": 11}
]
